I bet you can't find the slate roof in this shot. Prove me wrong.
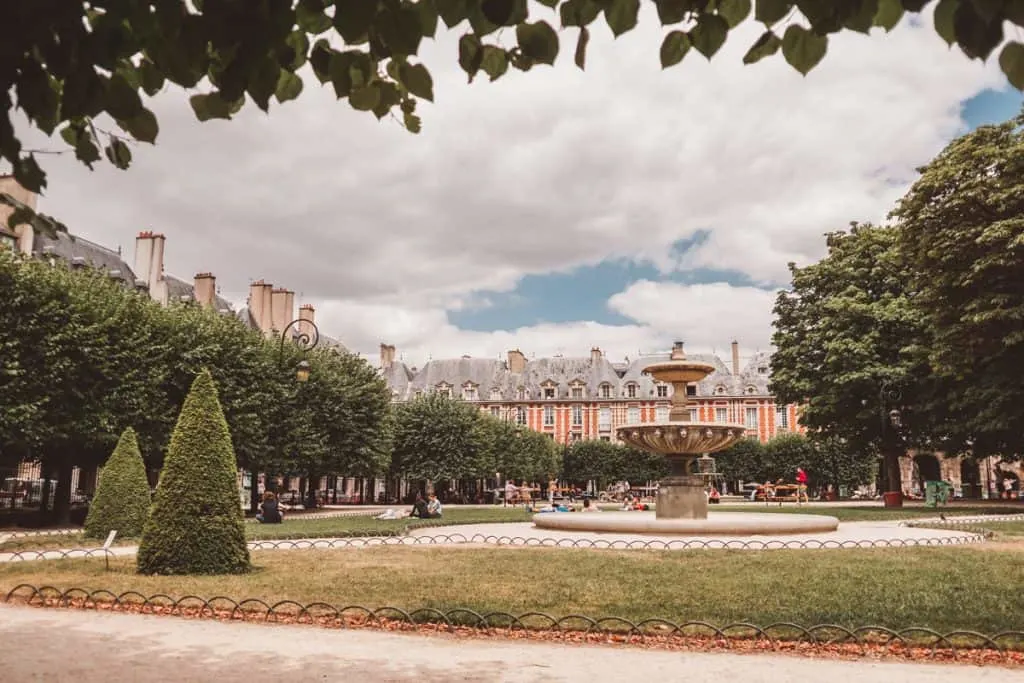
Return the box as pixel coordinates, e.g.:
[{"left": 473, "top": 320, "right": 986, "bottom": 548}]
[
  {"left": 33, "top": 232, "right": 136, "bottom": 284},
  {"left": 388, "top": 348, "right": 774, "bottom": 401}
]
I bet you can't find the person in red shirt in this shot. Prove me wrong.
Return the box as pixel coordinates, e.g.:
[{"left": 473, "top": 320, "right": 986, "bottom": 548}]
[{"left": 796, "top": 468, "right": 809, "bottom": 504}]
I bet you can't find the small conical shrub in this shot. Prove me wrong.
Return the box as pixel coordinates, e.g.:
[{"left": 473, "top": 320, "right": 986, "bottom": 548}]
[
  {"left": 83, "top": 428, "right": 151, "bottom": 539},
  {"left": 137, "top": 369, "right": 250, "bottom": 575}
]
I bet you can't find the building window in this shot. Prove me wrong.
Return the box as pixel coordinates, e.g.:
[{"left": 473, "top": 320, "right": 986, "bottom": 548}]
[
  {"left": 686, "top": 384, "right": 697, "bottom": 397},
  {"left": 656, "top": 406, "right": 669, "bottom": 422},
  {"left": 437, "top": 385, "right": 451, "bottom": 399},
  {"left": 490, "top": 388, "right": 502, "bottom": 400},
  {"left": 626, "top": 383, "right": 637, "bottom": 398},
  {"left": 600, "top": 383, "right": 611, "bottom": 398},
  {"left": 656, "top": 384, "right": 668, "bottom": 398},
  {"left": 745, "top": 407, "right": 759, "bottom": 429},
  {"left": 715, "top": 407, "right": 727, "bottom": 423},
  {"left": 627, "top": 407, "right": 640, "bottom": 424},
  {"left": 571, "top": 405, "right": 583, "bottom": 426},
  {"left": 543, "top": 405, "right": 555, "bottom": 426},
  {"left": 570, "top": 432, "right": 582, "bottom": 442},
  {"left": 414, "top": 390, "right": 423, "bottom": 399},
  {"left": 516, "top": 387, "right": 526, "bottom": 400},
  {"left": 544, "top": 387, "right": 556, "bottom": 399},
  {"left": 758, "top": 366, "right": 768, "bottom": 375},
  {"left": 462, "top": 385, "right": 478, "bottom": 400},
  {"left": 689, "top": 408, "right": 697, "bottom": 422},
  {"left": 598, "top": 407, "right": 611, "bottom": 430},
  {"left": 571, "top": 386, "right": 583, "bottom": 399},
  {"left": 715, "top": 385, "right": 726, "bottom": 396},
  {"left": 746, "top": 386, "right": 757, "bottom": 395},
  {"left": 776, "top": 407, "right": 789, "bottom": 431},
  {"left": 516, "top": 406, "right": 527, "bottom": 425},
  {"left": 490, "top": 406, "right": 501, "bottom": 418},
  {"left": 600, "top": 436, "right": 611, "bottom": 442}
]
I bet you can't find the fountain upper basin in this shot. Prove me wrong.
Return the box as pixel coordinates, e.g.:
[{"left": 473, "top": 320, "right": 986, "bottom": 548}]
[
  {"left": 533, "top": 511, "right": 840, "bottom": 536},
  {"left": 617, "top": 421, "right": 748, "bottom": 455}
]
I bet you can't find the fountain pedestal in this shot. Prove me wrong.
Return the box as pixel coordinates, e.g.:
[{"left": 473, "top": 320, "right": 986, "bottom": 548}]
[{"left": 656, "top": 456, "right": 708, "bottom": 519}]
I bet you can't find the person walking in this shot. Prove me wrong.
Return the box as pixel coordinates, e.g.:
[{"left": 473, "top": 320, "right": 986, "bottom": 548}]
[{"left": 796, "top": 468, "right": 809, "bottom": 505}]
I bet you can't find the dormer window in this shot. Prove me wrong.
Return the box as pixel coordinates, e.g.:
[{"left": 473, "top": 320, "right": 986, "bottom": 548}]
[
  {"left": 462, "top": 383, "right": 478, "bottom": 401},
  {"left": 758, "top": 366, "right": 768, "bottom": 375},
  {"left": 656, "top": 384, "right": 668, "bottom": 398},
  {"left": 714, "top": 385, "right": 726, "bottom": 396},
  {"left": 626, "top": 383, "right": 637, "bottom": 398},
  {"left": 686, "top": 385, "right": 697, "bottom": 397},
  {"left": 490, "top": 387, "right": 502, "bottom": 400},
  {"left": 600, "top": 383, "right": 612, "bottom": 398},
  {"left": 516, "top": 386, "right": 526, "bottom": 400},
  {"left": 571, "top": 386, "right": 583, "bottom": 399},
  {"left": 745, "top": 386, "right": 757, "bottom": 395},
  {"left": 544, "top": 387, "right": 556, "bottom": 399},
  {"left": 414, "top": 390, "right": 423, "bottom": 399},
  {"left": 437, "top": 384, "right": 452, "bottom": 399}
]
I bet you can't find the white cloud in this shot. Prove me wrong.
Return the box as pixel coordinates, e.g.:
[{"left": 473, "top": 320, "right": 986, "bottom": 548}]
[{"left": 14, "top": 7, "right": 1006, "bottom": 366}]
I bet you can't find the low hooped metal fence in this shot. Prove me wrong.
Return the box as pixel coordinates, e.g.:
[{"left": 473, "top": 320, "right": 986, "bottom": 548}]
[{"left": 3, "top": 584, "right": 1023, "bottom": 663}]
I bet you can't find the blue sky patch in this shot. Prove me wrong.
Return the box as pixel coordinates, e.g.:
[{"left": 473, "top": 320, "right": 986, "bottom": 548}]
[{"left": 450, "top": 87, "right": 1024, "bottom": 334}]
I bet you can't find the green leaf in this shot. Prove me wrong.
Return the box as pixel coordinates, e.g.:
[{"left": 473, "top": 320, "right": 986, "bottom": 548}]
[
  {"left": 480, "top": 46, "right": 510, "bottom": 80},
  {"left": 458, "top": 33, "right": 484, "bottom": 79},
  {"left": 333, "top": 0, "right": 378, "bottom": 42},
  {"left": 781, "top": 24, "right": 828, "bottom": 75},
  {"left": 138, "top": 59, "right": 165, "bottom": 96},
  {"left": 689, "top": 14, "right": 729, "bottom": 59},
  {"left": 310, "top": 40, "right": 333, "bottom": 83},
  {"left": 952, "top": 1, "right": 1004, "bottom": 60},
  {"left": 247, "top": 58, "right": 282, "bottom": 111},
  {"left": 843, "top": 0, "right": 878, "bottom": 33},
  {"left": 467, "top": 3, "right": 501, "bottom": 35},
  {"left": 74, "top": 135, "right": 101, "bottom": 167},
  {"left": 516, "top": 21, "right": 560, "bottom": 65},
  {"left": 481, "top": 0, "right": 515, "bottom": 25},
  {"left": 377, "top": 5, "right": 425, "bottom": 56},
  {"left": 743, "top": 30, "right": 782, "bottom": 64},
  {"left": 655, "top": 0, "right": 689, "bottom": 25},
  {"left": 437, "top": 0, "right": 469, "bottom": 27},
  {"left": 120, "top": 107, "right": 159, "bottom": 143},
  {"left": 575, "top": 27, "right": 590, "bottom": 70},
  {"left": 933, "top": 0, "right": 958, "bottom": 45},
  {"left": 560, "top": 0, "right": 601, "bottom": 27},
  {"left": 403, "top": 109, "right": 422, "bottom": 133},
  {"left": 274, "top": 71, "right": 304, "bottom": 103},
  {"left": 371, "top": 81, "right": 402, "bottom": 119},
  {"left": 718, "top": 0, "right": 752, "bottom": 28},
  {"left": 399, "top": 63, "right": 435, "bottom": 100},
  {"left": 349, "top": 84, "right": 382, "bottom": 111},
  {"left": 13, "top": 155, "right": 46, "bottom": 193},
  {"left": 60, "top": 124, "right": 81, "bottom": 147},
  {"left": 605, "top": 0, "right": 640, "bottom": 37},
  {"left": 296, "top": 0, "right": 333, "bottom": 33},
  {"left": 106, "top": 74, "right": 143, "bottom": 121},
  {"left": 755, "top": 0, "right": 791, "bottom": 25},
  {"left": 285, "top": 31, "right": 311, "bottom": 70},
  {"left": 104, "top": 138, "right": 132, "bottom": 170},
  {"left": 660, "top": 30, "right": 691, "bottom": 68},
  {"left": 329, "top": 51, "right": 358, "bottom": 98},
  {"left": 189, "top": 92, "right": 234, "bottom": 121},
  {"left": 999, "top": 41, "right": 1024, "bottom": 90},
  {"left": 873, "top": 0, "right": 904, "bottom": 31},
  {"left": 418, "top": 0, "right": 440, "bottom": 36}
]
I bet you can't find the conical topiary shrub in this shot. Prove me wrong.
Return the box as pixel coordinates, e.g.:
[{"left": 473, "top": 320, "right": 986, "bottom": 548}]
[
  {"left": 83, "top": 427, "right": 151, "bottom": 539},
  {"left": 137, "top": 369, "right": 250, "bottom": 575}
]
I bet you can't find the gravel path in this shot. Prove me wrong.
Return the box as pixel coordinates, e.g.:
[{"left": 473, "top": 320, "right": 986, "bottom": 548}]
[{"left": 1, "top": 605, "right": 1019, "bottom": 683}]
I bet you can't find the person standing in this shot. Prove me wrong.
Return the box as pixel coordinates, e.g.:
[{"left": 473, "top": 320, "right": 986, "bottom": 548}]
[{"left": 796, "top": 468, "right": 809, "bottom": 505}]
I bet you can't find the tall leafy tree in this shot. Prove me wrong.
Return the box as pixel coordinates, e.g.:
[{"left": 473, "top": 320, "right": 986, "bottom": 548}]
[
  {"left": 718, "top": 437, "right": 768, "bottom": 484},
  {"left": 5, "top": 1, "right": 1022, "bottom": 199},
  {"left": 83, "top": 427, "right": 151, "bottom": 539},
  {"left": 893, "top": 112, "right": 1024, "bottom": 459},
  {"left": 390, "top": 393, "right": 492, "bottom": 481},
  {"left": 562, "top": 439, "right": 624, "bottom": 488},
  {"left": 771, "top": 224, "right": 929, "bottom": 494}
]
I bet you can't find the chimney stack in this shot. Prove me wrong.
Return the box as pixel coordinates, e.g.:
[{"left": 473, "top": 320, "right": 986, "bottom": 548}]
[
  {"left": 133, "top": 231, "right": 167, "bottom": 305},
  {"left": 671, "top": 341, "right": 686, "bottom": 360},
  {"left": 298, "top": 304, "right": 316, "bottom": 341},
  {"left": 731, "top": 340, "right": 740, "bottom": 376},
  {"left": 259, "top": 282, "right": 274, "bottom": 334},
  {"left": 248, "top": 280, "right": 267, "bottom": 331},
  {"left": 193, "top": 272, "right": 216, "bottom": 308},
  {"left": 507, "top": 349, "right": 527, "bottom": 374},
  {"left": 590, "top": 347, "right": 602, "bottom": 364},
  {"left": 380, "top": 343, "right": 396, "bottom": 371},
  {"left": 0, "top": 175, "right": 37, "bottom": 256},
  {"left": 271, "top": 288, "right": 291, "bottom": 334}
]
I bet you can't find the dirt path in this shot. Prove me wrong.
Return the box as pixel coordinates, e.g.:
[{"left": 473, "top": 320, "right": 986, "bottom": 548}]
[{"left": 1, "top": 605, "right": 1020, "bottom": 683}]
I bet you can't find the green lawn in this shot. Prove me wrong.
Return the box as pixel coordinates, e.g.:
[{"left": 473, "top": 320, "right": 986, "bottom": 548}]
[
  {"left": 0, "top": 507, "right": 532, "bottom": 551},
  {"left": 708, "top": 504, "right": 1024, "bottom": 522},
  {"left": 2, "top": 545, "right": 1022, "bottom": 637}
]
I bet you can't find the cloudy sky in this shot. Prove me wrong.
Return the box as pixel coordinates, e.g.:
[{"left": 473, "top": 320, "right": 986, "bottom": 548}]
[{"left": 14, "top": 8, "right": 1024, "bottom": 368}]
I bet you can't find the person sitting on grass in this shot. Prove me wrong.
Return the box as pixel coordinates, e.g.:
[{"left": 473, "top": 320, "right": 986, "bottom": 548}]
[
  {"left": 410, "top": 493, "right": 429, "bottom": 519},
  {"left": 426, "top": 493, "right": 443, "bottom": 518},
  {"left": 256, "top": 491, "right": 282, "bottom": 524}
]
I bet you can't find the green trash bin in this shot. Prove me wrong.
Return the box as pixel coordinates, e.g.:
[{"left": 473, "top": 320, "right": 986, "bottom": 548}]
[
  {"left": 924, "top": 481, "right": 940, "bottom": 508},
  {"left": 937, "top": 481, "right": 952, "bottom": 506}
]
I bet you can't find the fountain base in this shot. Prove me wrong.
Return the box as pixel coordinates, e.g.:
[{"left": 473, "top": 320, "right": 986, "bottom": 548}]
[
  {"left": 532, "top": 511, "right": 840, "bottom": 536},
  {"left": 656, "top": 475, "right": 708, "bottom": 520}
]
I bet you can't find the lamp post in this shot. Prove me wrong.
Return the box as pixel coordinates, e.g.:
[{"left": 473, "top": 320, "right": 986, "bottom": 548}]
[
  {"left": 879, "top": 382, "right": 903, "bottom": 508},
  {"left": 250, "top": 318, "right": 322, "bottom": 513}
]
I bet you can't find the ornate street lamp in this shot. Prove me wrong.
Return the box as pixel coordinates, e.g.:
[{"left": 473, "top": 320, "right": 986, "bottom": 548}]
[
  {"left": 879, "top": 381, "right": 903, "bottom": 508},
  {"left": 277, "top": 317, "right": 320, "bottom": 380}
]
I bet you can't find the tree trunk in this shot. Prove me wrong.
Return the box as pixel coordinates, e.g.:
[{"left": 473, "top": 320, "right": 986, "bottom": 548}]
[
  {"left": 51, "top": 453, "right": 74, "bottom": 526},
  {"left": 884, "top": 448, "right": 903, "bottom": 494},
  {"left": 250, "top": 471, "right": 261, "bottom": 513}
]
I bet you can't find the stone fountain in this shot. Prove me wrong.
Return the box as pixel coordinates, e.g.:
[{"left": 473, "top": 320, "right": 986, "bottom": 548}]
[
  {"left": 532, "top": 341, "right": 839, "bottom": 536},
  {"left": 615, "top": 340, "right": 745, "bottom": 521}
]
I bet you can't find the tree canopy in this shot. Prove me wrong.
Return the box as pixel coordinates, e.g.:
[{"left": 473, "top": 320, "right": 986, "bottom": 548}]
[{"left": 4, "top": 0, "right": 1023, "bottom": 200}]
